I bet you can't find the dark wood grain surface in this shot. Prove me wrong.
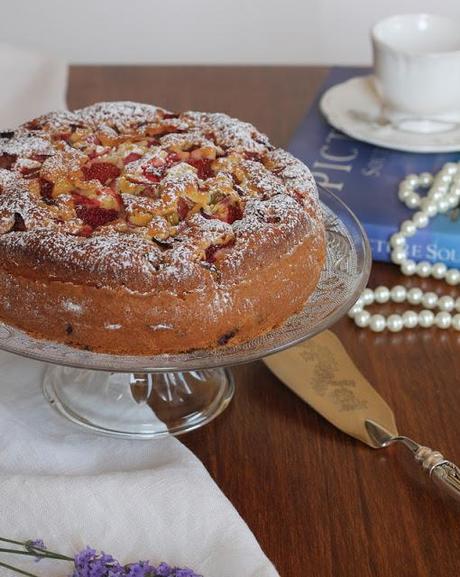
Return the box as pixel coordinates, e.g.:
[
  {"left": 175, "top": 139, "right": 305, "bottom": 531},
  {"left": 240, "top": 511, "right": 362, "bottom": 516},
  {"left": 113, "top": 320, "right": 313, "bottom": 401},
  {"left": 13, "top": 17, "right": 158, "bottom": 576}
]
[{"left": 69, "top": 66, "right": 460, "bottom": 577}]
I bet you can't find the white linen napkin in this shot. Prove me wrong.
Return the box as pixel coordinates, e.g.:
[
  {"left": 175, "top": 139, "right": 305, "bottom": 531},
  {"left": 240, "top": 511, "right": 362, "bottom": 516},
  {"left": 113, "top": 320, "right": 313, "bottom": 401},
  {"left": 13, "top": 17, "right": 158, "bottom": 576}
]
[
  {"left": 0, "top": 352, "right": 279, "bottom": 576},
  {"left": 0, "top": 43, "right": 67, "bottom": 129},
  {"left": 0, "top": 45, "right": 279, "bottom": 577}
]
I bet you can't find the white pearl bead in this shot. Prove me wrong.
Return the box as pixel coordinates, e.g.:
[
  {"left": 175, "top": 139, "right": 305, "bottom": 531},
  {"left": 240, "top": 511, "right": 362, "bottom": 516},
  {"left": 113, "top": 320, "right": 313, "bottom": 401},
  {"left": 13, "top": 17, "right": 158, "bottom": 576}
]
[
  {"left": 390, "top": 285, "right": 407, "bottom": 303},
  {"left": 402, "top": 310, "right": 418, "bottom": 329},
  {"left": 354, "top": 310, "right": 371, "bottom": 328},
  {"left": 419, "top": 199, "right": 437, "bottom": 217},
  {"left": 437, "top": 198, "right": 450, "bottom": 213},
  {"left": 452, "top": 314, "right": 460, "bottom": 330},
  {"left": 421, "top": 291, "right": 438, "bottom": 309},
  {"left": 407, "top": 287, "right": 423, "bottom": 305},
  {"left": 447, "top": 194, "right": 458, "bottom": 209},
  {"left": 351, "top": 165, "right": 460, "bottom": 333},
  {"left": 369, "top": 314, "right": 386, "bottom": 332},
  {"left": 446, "top": 268, "right": 460, "bottom": 286},
  {"left": 401, "top": 259, "right": 416, "bottom": 276},
  {"left": 429, "top": 188, "right": 444, "bottom": 201},
  {"left": 444, "top": 162, "right": 458, "bottom": 175},
  {"left": 390, "top": 233, "right": 406, "bottom": 249},
  {"left": 348, "top": 302, "right": 363, "bottom": 318},
  {"left": 391, "top": 249, "right": 407, "bottom": 264},
  {"left": 439, "top": 172, "right": 452, "bottom": 183},
  {"left": 432, "top": 262, "right": 447, "bottom": 279},
  {"left": 438, "top": 295, "right": 455, "bottom": 312},
  {"left": 405, "top": 193, "right": 420, "bottom": 208},
  {"left": 401, "top": 220, "right": 416, "bottom": 237},
  {"left": 412, "top": 211, "right": 429, "bottom": 228},
  {"left": 361, "top": 288, "right": 375, "bottom": 306},
  {"left": 435, "top": 311, "right": 452, "bottom": 329},
  {"left": 387, "top": 314, "right": 403, "bottom": 332},
  {"left": 398, "top": 186, "right": 412, "bottom": 201},
  {"left": 418, "top": 309, "right": 434, "bottom": 328},
  {"left": 416, "top": 261, "right": 432, "bottom": 278},
  {"left": 405, "top": 174, "right": 419, "bottom": 187},
  {"left": 374, "top": 286, "right": 390, "bottom": 304},
  {"left": 419, "top": 172, "right": 433, "bottom": 187},
  {"left": 451, "top": 185, "right": 460, "bottom": 198}
]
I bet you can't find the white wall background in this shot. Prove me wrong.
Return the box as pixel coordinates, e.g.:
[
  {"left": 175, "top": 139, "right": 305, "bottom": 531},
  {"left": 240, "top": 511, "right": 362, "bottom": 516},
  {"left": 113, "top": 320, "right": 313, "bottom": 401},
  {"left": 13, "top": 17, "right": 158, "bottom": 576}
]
[{"left": 1, "top": 0, "right": 459, "bottom": 65}]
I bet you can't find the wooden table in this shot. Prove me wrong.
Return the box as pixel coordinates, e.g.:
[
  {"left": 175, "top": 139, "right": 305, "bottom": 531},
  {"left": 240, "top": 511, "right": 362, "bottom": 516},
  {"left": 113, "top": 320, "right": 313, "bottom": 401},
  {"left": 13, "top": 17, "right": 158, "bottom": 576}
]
[{"left": 69, "top": 66, "right": 460, "bottom": 577}]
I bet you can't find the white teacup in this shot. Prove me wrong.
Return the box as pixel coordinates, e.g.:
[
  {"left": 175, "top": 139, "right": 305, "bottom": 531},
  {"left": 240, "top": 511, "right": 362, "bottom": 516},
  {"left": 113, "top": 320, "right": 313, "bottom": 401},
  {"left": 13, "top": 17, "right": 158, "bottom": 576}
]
[{"left": 371, "top": 13, "right": 460, "bottom": 133}]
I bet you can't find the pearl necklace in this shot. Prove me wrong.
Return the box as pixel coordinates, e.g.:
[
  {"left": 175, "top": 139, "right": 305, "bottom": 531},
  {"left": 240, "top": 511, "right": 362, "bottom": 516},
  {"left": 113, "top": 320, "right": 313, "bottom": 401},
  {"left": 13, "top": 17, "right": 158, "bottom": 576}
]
[{"left": 349, "top": 162, "right": 460, "bottom": 332}]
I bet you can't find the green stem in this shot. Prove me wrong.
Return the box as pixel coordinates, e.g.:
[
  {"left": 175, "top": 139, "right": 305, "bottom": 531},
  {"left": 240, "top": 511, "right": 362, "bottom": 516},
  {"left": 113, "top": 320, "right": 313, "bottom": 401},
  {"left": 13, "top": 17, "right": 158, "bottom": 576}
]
[
  {"left": 0, "top": 539, "right": 25, "bottom": 547},
  {"left": 0, "top": 538, "right": 73, "bottom": 562},
  {"left": 0, "top": 560, "right": 40, "bottom": 577},
  {"left": 0, "top": 547, "right": 71, "bottom": 560}
]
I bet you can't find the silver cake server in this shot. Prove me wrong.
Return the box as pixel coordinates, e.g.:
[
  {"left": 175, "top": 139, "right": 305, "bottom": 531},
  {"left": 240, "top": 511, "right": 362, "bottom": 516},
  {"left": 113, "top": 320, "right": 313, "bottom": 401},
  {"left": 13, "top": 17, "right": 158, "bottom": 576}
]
[{"left": 264, "top": 330, "right": 460, "bottom": 502}]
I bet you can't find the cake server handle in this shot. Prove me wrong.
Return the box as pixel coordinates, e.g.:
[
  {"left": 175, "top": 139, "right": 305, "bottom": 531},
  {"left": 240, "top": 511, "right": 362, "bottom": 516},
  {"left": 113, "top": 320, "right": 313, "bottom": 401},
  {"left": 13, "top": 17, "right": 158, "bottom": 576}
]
[
  {"left": 365, "top": 420, "right": 460, "bottom": 501},
  {"left": 415, "top": 446, "right": 460, "bottom": 501}
]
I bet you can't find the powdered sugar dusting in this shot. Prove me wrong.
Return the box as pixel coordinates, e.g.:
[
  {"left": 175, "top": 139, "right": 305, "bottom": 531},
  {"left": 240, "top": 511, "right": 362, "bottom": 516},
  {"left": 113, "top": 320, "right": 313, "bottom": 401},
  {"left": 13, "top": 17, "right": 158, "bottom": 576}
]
[
  {"left": 62, "top": 300, "right": 83, "bottom": 314},
  {"left": 0, "top": 101, "right": 322, "bottom": 292}
]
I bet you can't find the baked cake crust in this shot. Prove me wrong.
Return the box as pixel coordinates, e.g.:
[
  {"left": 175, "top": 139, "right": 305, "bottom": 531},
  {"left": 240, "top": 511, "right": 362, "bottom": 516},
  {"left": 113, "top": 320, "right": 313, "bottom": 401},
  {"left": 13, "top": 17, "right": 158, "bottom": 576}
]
[{"left": 0, "top": 102, "right": 325, "bottom": 354}]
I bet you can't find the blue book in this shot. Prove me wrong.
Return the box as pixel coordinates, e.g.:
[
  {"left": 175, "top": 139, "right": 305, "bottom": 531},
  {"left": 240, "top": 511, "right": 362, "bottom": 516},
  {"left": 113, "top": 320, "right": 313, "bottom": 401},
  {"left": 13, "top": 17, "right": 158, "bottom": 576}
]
[{"left": 288, "top": 67, "right": 460, "bottom": 264}]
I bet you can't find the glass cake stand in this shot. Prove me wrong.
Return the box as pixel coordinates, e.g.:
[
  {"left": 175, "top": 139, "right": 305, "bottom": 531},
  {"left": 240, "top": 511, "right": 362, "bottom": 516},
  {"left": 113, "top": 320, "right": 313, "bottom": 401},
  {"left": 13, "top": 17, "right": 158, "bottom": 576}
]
[{"left": 0, "top": 188, "right": 371, "bottom": 439}]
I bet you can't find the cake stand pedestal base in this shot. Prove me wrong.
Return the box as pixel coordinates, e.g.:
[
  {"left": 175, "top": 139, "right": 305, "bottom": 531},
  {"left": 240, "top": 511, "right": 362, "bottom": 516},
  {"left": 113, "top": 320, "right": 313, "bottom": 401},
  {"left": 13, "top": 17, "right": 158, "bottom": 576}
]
[{"left": 42, "top": 365, "right": 235, "bottom": 439}]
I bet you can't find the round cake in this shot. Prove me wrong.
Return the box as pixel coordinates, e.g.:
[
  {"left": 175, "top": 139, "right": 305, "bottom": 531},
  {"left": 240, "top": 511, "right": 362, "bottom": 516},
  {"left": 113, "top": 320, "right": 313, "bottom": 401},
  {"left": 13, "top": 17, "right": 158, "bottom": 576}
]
[{"left": 0, "top": 102, "right": 325, "bottom": 355}]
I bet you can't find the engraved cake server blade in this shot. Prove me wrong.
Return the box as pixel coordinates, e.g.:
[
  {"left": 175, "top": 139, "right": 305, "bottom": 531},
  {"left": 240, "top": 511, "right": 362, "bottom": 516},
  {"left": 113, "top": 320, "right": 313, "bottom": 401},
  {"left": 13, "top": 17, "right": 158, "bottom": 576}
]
[{"left": 264, "top": 330, "right": 460, "bottom": 502}]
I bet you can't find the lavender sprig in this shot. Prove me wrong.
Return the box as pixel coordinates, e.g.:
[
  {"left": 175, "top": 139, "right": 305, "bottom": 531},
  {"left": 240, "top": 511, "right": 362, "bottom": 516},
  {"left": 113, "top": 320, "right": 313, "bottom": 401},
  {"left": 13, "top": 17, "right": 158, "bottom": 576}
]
[{"left": 0, "top": 537, "right": 202, "bottom": 577}]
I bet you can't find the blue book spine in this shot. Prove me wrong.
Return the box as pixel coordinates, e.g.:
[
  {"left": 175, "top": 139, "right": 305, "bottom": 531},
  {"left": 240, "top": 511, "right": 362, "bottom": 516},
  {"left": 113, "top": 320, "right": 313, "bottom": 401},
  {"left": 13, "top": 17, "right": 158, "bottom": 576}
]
[{"left": 288, "top": 67, "right": 460, "bottom": 265}]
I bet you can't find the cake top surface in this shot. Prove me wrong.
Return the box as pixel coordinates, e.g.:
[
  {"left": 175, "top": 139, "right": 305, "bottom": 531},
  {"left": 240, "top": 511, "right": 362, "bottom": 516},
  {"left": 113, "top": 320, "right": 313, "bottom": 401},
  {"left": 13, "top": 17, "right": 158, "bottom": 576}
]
[{"left": 0, "top": 102, "right": 321, "bottom": 292}]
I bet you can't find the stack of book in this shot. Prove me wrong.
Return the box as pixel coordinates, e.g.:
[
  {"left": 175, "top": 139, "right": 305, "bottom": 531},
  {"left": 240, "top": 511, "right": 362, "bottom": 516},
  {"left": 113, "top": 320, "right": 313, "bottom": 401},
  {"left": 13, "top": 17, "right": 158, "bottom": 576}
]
[{"left": 288, "top": 67, "right": 460, "bottom": 265}]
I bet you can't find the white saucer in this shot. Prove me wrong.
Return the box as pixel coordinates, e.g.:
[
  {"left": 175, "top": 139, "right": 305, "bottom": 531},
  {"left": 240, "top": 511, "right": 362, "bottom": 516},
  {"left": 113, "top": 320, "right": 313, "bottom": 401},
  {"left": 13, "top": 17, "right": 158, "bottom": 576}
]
[{"left": 319, "top": 75, "right": 460, "bottom": 153}]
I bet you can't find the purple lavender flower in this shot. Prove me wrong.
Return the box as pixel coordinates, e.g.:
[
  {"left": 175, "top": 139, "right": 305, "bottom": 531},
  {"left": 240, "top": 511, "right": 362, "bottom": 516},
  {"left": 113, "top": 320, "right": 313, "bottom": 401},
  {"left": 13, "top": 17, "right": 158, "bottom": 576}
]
[
  {"left": 73, "top": 546, "right": 124, "bottom": 577},
  {"left": 173, "top": 569, "right": 202, "bottom": 577},
  {"left": 25, "top": 539, "right": 47, "bottom": 562},
  {"left": 155, "top": 563, "right": 172, "bottom": 577},
  {"left": 29, "top": 539, "right": 46, "bottom": 551},
  {"left": 125, "top": 560, "right": 156, "bottom": 577},
  {"left": 0, "top": 537, "right": 202, "bottom": 577},
  {"left": 154, "top": 564, "right": 201, "bottom": 577}
]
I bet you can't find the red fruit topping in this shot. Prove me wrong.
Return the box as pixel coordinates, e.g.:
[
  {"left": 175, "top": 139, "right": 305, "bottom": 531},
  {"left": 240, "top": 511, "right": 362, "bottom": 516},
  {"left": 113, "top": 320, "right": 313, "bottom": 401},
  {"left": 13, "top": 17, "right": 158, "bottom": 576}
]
[
  {"left": 124, "top": 152, "right": 143, "bottom": 165},
  {"left": 163, "top": 112, "right": 179, "bottom": 119},
  {"left": 24, "top": 119, "right": 41, "bottom": 131},
  {"left": 39, "top": 178, "right": 54, "bottom": 199},
  {"left": 82, "top": 162, "right": 121, "bottom": 184},
  {"left": 76, "top": 205, "right": 119, "bottom": 228},
  {"left": 150, "top": 157, "right": 165, "bottom": 168},
  {"left": 205, "top": 244, "right": 220, "bottom": 263},
  {"left": 166, "top": 152, "right": 181, "bottom": 166},
  {"left": 214, "top": 201, "right": 243, "bottom": 224},
  {"left": 142, "top": 167, "right": 161, "bottom": 183},
  {"left": 31, "top": 154, "right": 50, "bottom": 163},
  {"left": 141, "top": 185, "right": 158, "bottom": 198},
  {"left": 225, "top": 204, "right": 243, "bottom": 224},
  {"left": 0, "top": 153, "right": 16, "bottom": 169},
  {"left": 244, "top": 151, "right": 262, "bottom": 162},
  {"left": 55, "top": 132, "right": 71, "bottom": 142},
  {"left": 12, "top": 212, "right": 26, "bottom": 231},
  {"left": 79, "top": 224, "right": 93, "bottom": 237},
  {"left": 205, "top": 238, "right": 235, "bottom": 263},
  {"left": 86, "top": 134, "right": 101, "bottom": 146},
  {"left": 177, "top": 197, "right": 192, "bottom": 220},
  {"left": 293, "top": 190, "right": 304, "bottom": 204},
  {"left": 72, "top": 192, "right": 99, "bottom": 207},
  {"left": 20, "top": 165, "right": 40, "bottom": 178},
  {"left": 188, "top": 158, "right": 213, "bottom": 180}
]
